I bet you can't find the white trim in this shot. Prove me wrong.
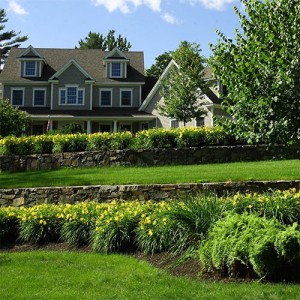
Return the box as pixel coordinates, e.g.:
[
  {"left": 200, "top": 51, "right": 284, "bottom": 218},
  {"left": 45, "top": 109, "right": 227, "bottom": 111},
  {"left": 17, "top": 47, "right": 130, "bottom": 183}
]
[
  {"left": 49, "top": 59, "right": 94, "bottom": 80},
  {"left": 50, "top": 82, "right": 54, "bottom": 110},
  {"left": 59, "top": 85, "right": 85, "bottom": 106},
  {"left": 110, "top": 62, "right": 122, "bottom": 78},
  {"left": 120, "top": 88, "right": 133, "bottom": 107},
  {"left": 104, "top": 47, "right": 129, "bottom": 60},
  {"left": 11, "top": 87, "right": 25, "bottom": 106},
  {"left": 90, "top": 83, "right": 93, "bottom": 110},
  {"left": 99, "top": 88, "right": 113, "bottom": 107},
  {"left": 23, "top": 61, "right": 37, "bottom": 77},
  {"left": 32, "top": 88, "right": 47, "bottom": 107},
  {"left": 19, "top": 45, "right": 43, "bottom": 58},
  {"left": 139, "top": 60, "right": 176, "bottom": 111}
]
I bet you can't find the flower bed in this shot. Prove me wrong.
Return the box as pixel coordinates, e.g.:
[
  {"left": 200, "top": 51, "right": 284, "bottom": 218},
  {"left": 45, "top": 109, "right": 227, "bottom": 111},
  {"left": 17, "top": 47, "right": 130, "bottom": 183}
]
[{"left": 1, "top": 189, "right": 299, "bottom": 282}]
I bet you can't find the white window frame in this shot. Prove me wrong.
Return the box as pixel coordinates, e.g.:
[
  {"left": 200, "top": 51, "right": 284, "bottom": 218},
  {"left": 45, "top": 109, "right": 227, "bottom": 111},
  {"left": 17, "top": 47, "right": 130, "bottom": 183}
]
[
  {"left": 32, "top": 88, "right": 47, "bottom": 107},
  {"left": 24, "top": 61, "right": 37, "bottom": 77},
  {"left": 59, "top": 85, "right": 85, "bottom": 105},
  {"left": 11, "top": 88, "right": 25, "bottom": 106},
  {"left": 120, "top": 89, "right": 132, "bottom": 107},
  {"left": 110, "top": 62, "right": 122, "bottom": 78},
  {"left": 99, "top": 88, "right": 113, "bottom": 107},
  {"left": 170, "top": 119, "right": 179, "bottom": 129}
]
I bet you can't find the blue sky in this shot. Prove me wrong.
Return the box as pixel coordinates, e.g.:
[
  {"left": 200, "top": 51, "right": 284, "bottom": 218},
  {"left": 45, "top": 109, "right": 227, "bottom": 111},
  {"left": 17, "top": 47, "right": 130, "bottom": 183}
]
[{"left": 3, "top": 0, "right": 242, "bottom": 68}]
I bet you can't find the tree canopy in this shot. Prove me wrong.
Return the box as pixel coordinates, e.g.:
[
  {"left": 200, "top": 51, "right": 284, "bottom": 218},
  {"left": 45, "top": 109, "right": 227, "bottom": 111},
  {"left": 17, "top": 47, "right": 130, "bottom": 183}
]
[
  {"left": 211, "top": 0, "right": 300, "bottom": 145},
  {"left": 0, "top": 99, "right": 30, "bottom": 137},
  {"left": 77, "top": 30, "right": 132, "bottom": 51},
  {"left": 0, "top": 8, "right": 28, "bottom": 67},
  {"left": 157, "top": 41, "right": 207, "bottom": 125},
  {"left": 146, "top": 51, "right": 172, "bottom": 78}
]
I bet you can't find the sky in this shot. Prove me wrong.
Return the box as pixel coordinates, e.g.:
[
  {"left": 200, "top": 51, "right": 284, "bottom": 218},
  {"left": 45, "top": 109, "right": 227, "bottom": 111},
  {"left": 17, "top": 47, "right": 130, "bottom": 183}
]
[{"left": 3, "top": 0, "right": 243, "bottom": 68}]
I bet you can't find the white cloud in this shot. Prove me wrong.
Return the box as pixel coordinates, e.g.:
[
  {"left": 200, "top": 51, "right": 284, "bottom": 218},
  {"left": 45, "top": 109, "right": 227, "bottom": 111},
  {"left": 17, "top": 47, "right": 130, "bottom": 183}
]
[
  {"left": 92, "top": 0, "right": 162, "bottom": 14},
  {"left": 184, "top": 0, "right": 237, "bottom": 10},
  {"left": 7, "top": 0, "right": 28, "bottom": 15},
  {"left": 161, "top": 12, "right": 178, "bottom": 24}
]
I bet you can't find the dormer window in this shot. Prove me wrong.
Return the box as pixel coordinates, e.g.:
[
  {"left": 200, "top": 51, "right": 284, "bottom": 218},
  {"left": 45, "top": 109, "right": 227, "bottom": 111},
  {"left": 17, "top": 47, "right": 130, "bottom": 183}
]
[
  {"left": 111, "top": 63, "right": 121, "bottom": 77},
  {"left": 25, "top": 61, "right": 36, "bottom": 76}
]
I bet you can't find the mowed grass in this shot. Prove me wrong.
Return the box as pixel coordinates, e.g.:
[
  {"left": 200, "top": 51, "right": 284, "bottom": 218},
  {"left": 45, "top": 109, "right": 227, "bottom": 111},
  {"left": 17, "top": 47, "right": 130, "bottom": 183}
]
[
  {"left": 0, "top": 160, "right": 299, "bottom": 189},
  {"left": 0, "top": 251, "right": 298, "bottom": 300}
]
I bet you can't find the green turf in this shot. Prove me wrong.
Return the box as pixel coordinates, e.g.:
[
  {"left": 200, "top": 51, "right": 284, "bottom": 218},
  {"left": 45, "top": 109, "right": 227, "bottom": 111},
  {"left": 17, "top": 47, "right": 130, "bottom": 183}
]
[
  {"left": 0, "top": 160, "right": 299, "bottom": 189},
  {"left": 0, "top": 251, "right": 298, "bottom": 300}
]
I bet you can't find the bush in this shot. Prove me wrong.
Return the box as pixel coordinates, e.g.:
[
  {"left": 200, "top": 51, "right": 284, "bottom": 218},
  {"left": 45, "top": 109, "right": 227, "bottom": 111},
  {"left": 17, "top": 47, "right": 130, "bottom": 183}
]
[
  {"left": 60, "top": 202, "right": 104, "bottom": 246},
  {"left": 225, "top": 189, "right": 300, "bottom": 225},
  {"left": 135, "top": 129, "right": 177, "bottom": 148},
  {"left": 166, "top": 194, "right": 228, "bottom": 253},
  {"left": 52, "top": 134, "right": 88, "bottom": 153},
  {"left": 59, "top": 123, "right": 85, "bottom": 134},
  {"left": 91, "top": 200, "right": 147, "bottom": 253},
  {"left": 135, "top": 201, "right": 178, "bottom": 254},
  {"left": 198, "top": 213, "right": 300, "bottom": 281},
  {"left": 19, "top": 204, "right": 63, "bottom": 244},
  {"left": 0, "top": 207, "right": 20, "bottom": 247}
]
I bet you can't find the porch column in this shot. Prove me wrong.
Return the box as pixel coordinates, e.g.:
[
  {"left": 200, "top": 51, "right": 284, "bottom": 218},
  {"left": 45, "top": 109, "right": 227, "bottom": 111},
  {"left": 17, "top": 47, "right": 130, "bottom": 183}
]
[
  {"left": 113, "top": 120, "right": 118, "bottom": 132},
  {"left": 87, "top": 120, "right": 91, "bottom": 134}
]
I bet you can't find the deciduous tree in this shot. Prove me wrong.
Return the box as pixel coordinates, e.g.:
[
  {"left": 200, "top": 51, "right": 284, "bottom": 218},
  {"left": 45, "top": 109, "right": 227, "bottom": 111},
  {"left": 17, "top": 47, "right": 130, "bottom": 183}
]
[
  {"left": 158, "top": 41, "right": 207, "bottom": 125},
  {"left": 211, "top": 0, "right": 300, "bottom": 145}
]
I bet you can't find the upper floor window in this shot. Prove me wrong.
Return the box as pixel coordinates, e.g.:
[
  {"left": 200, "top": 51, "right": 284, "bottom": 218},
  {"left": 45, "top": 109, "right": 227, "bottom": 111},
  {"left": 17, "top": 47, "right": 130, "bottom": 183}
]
[
  {"left": 59, "top": 86, "right": 84, "bottom": 105},
  {"left": 111, "top": 63, "right": 121, "bottom": 77},
  {"left": 24, "top": 61, "right": 37, "bottom": 77},
  {"left": 120, "top": 89, "right": 132, "bottom": 106},
  {"left": 11, "top": 88, "right": 24, "bottom": 106},
  {"left": 33, "top": 88, "right": 46, "bottom": 106},
  {"left": 100, "top": 89, "right": 112, "bottom": 106}
]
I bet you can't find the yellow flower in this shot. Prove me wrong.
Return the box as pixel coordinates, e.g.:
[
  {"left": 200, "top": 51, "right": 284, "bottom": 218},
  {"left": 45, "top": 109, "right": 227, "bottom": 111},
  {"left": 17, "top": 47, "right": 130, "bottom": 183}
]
[{"left": 148, "top": 229, "right": 153, "bottom": 236}]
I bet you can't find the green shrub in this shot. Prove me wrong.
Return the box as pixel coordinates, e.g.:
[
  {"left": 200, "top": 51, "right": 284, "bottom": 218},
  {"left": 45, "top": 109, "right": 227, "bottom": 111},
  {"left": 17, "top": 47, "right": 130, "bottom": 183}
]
[
  {"left": 59, "top": 123, "right": 85, "bottom": 134},
  {"left": 135, "top": 201, "right": 178, "bottom": 254},
  {"left": 226, "top": 189, "right": 300, "bottom": 225},
  {"left": 109, "top": 132, "right": 133, "bottom": 150},
  {"left": 166, "top": 194, "right": 228, "bottom": 253},
  {"left": 0, "top": 207, "right": 20, "bottom": 247},
  {"left": 91, "top": 200, "right": 146, "bottom": 253},
  {"left": 135, "top": 129, "right": 177, "bottom": 148},
  {"left": 52, "top": 134, "right": 88, "bottom": 153},
  {"left": 198, "top": 213, "right": 300, "bottom": 281},
  {"left": 60, "top": 202, "right": 104, "bottom": 246},
  {"left": 19, "top": 204, "right": 63, "bottom": 244},
  {"left": 87, "top": 132, "right": 113, "bottom": 150}
]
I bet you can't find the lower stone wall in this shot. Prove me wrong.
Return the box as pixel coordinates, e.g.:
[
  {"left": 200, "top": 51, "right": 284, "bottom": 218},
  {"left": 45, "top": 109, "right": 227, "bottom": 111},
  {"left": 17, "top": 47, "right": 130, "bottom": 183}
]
[
  {"left": 1, "top": 180, "right": 299, "bottom": 207},
  {"left": 0, "top": 145, "right": 297, "bottom": 172}
]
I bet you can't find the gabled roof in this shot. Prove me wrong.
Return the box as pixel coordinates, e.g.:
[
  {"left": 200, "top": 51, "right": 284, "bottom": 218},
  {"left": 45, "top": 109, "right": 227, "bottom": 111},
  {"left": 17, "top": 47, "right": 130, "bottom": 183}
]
[
  {"left": 49, "top": 59, "right": 94, "bottom": 81},
  {"left": 18, "top": 45, "right": 44, "bottom": 59},
  {"left": 139, "top": 60, "right": 220, "bottom": 111},
  {"left": 0, "top": 47, "right": 145, "bottom": 83},
  {"left": 104, "top": 47, "right": 129, "bottom": 61}
]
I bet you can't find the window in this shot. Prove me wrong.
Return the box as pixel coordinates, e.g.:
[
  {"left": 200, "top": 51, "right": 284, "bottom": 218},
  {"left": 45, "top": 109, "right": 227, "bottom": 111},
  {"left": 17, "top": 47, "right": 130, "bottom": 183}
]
[
  {"left": 170, "top": 119, "right": 179, "bottom": 129},
  {"left": 11, "top": 88, "right": 24, "bottom": 106},
  {"left": 33, "top": 89, "right": 46, "bottom": 106},
  {"left": 24, "top": 61, "right": 36, "bottom": 76},
  {"left": 100, "top": 89, "right": 112, "bottom": 106},
  {"left": 111, "top": 63, "right": 121, "bottom": 77},
  {"left": 141, "top": 123, "right": 149, "bottom": 130},
  {"left": 120, "top": 124, "right": 131, "bottom": 132},
  {"left": 59, "top": 86, "right": 84, "bottom": 105},
  {"left": 196, "top": 117, "right": 205, "bottom": 127},
  {"left": 120, "top": 90, "right": 132, "bottom": 106}
]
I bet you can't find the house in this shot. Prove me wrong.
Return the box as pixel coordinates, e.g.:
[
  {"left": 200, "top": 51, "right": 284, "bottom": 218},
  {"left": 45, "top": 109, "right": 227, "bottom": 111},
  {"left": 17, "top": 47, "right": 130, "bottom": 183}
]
[
  {"left": 0, "top": 46, "right": 228, "bottom": 134},
  {"left": 140, "top": 60, "right": 230, "bottom": 129}
]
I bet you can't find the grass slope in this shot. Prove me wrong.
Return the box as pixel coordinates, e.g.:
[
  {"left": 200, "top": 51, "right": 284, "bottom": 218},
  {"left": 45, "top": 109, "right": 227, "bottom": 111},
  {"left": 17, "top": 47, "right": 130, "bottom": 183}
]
[
  {"left": 0, "top": 160, "right": 299, "bottom": 189},
  {"left": 0, "top": 251, "right": 299, "bottom": 300}
]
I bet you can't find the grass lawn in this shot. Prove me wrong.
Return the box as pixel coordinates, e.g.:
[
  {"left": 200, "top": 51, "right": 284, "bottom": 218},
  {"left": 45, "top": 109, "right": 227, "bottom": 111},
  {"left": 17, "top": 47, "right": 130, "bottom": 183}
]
[
  {"left": 0, "top": 251, "right": 298, "bottom": 300},
  {"left": 0, "top": 160, "right": 299, "bottom": 189}
]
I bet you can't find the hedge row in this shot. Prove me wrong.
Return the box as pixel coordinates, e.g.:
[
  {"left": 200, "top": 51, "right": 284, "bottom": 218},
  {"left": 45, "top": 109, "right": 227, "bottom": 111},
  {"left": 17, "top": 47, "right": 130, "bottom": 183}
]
[
  {"left": 0, "top": 127, "right": 241, "bottom": 155},
  {"left": 1, "top": 189, "right": 299, "bottom": 282}
]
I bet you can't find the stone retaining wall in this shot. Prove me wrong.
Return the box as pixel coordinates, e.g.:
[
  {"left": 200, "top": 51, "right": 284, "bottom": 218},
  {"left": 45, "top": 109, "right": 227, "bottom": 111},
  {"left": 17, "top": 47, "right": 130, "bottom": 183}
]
[
  {"left": 0, "top": 145, "right": 297, "bottom": 172},
  {"left": 1, "top": 181, "right": 299, "bottom": 207}
]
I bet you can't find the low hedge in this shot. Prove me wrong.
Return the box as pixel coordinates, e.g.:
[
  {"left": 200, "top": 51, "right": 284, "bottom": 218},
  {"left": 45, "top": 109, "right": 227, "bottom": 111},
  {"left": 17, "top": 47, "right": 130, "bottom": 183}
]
[{"left": 0, "top": 127, "right": 240, "bottom": 155}]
